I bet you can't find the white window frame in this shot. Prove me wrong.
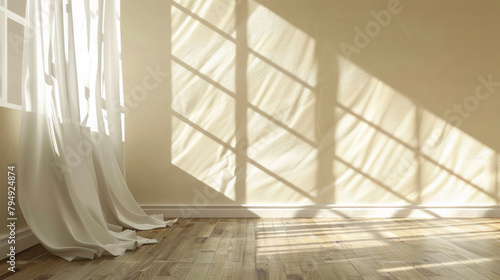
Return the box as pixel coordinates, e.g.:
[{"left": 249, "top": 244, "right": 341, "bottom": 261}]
[{"left": 0, "top": 0, "right": 26, "bottom": 110}]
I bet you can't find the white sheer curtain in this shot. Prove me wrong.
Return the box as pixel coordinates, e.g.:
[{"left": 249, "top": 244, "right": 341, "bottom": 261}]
[{"left": 19, "top": 0, "right": 175, "bottom": 261}]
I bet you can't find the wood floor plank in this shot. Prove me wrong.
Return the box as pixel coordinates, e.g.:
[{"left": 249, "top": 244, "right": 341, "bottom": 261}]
[
  {"left": 135, "top": 261, "right": 166, "bottom": 280},
  {"left": 154, "top": 262, "right": 192, "bottom": 280},
  {"left": 241, "top": 260, "right": 257, "bottom": 280},
  {"left": 221, "top": 261, "right": 242, "bottom": 280},
  {"left": 327, "top": 260, "right": 363, "bottom": 280},
  {"left": 55, "top": 261, "right": 103, "bottom": 280},
  {"left": 166, "top": 237, "right": 207, "bottom": 263},
  {"left": 279, "top": 219, "right": 306, "bottom": 279},
  {"left": 211, "top": 237, "right": 231, "bottom": 264},
  {"left": 222, "top": 219, "right": 238, "bottom": 239},
  {"left": 205, "top": 262, "right": 225, "bottom": 280},
  {"left": 86, "top": 259, "right": 134, "bottom": 280},
  {"left": 235, "top": 219, "right": 247, "bottom": 238},
  {"left": 228, "top": 238, "right": 245, "bottom": 262},
  {"left": 210, "top": 219, "right": 227, "bottom": 237},
  {"left": 296, "top": 257, "right": 323, "bottom": 280},
  {"left": 410, "top": 219, "right": 500, "bottom": 279},
  {"left": 256, "top": 262, "right": 270, "bottom": 280},
  {"left": 194, "top": 237, "right": 220, "bottom": 264},
  {"left": 156, "top": 227, "right": 193, "bottom": 261},
  {"left": 185, "top": 263, "right": 210, "bottom": 280},
  {"left": 198, "top": 219, "right": 218, "bottom": 237},
  {"left": 287, "top": 218, "right": 327, "bottom": 279},
  {"left": 268, "top": 261, "right": 287, "bottom": 280},
  {"left": 4, "top": 218, "right": 500, "bottom": 280}
]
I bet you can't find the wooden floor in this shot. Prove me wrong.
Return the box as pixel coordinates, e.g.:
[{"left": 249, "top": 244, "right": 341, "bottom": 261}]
[{"left": 1, "top": 218, "right": 499, "bottom": 280}]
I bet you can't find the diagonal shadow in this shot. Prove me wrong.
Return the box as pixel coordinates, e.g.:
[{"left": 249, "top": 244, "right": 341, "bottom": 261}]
[{"left": 165, "top": 0, "right": 499, "bottom": 218}]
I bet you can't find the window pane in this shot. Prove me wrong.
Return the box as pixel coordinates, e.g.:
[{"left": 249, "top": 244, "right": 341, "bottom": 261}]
[
  {"left": 7, "top": 18, "right": 23, "bottom": 106},
  {"left": 7, "top": 0, "right": 26, "bottom": 18}
]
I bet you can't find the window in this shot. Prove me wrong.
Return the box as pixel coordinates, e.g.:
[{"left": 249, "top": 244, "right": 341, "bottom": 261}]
[{"left": 0, "top": 0, "right": 26, "bottom": 110}]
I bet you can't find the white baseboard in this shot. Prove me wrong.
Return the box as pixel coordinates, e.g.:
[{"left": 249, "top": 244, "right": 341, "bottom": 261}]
[
  {"left": 0, "top": 227, "right": 39, "bottom": 261},
  {"left": 141, "top": 204, "right": 500, "bottom": 218}
]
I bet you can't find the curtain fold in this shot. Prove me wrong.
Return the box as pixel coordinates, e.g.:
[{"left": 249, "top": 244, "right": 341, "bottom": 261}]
[{"left": 19, "top": 0, "right": 175, "bottom": 261}]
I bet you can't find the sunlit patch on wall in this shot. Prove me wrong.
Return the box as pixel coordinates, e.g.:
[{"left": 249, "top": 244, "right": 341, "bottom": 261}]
[
  {"left": 247, "top": 53, "right": 318, "bottom": 143},
  {"left": 334, "top": 58, "right": 420, "bottom": 204},
  {"left": 335, "top": 56, "right": 499, "bottom": 206},
  {"left": 166, "top": 0, "right": 500, "bottom": 209},
  {"left": 172, "top": 0, "right": 241, "bottom": 37},
  {"left": 244, "top": 110, "right": 319, "bottom": 203},
  {"left": 334, "top": 159, "right": 419, "bottom": 205},
  {"left": 171, "top": 61, "right": 237, "bottom": 145},
  {"left": 247, "top": 1, "right": 317, "bottom": 87},
  {"left": 418, "top": 117, "right": 498, "bottom": 205},
  {"left": 171, "top": 115, "right": 237, "bottom": 200},
  {"left": 171, "top": 1, "right": 237, "bottom": 93},
  {"left": 337, "top": 56, "right": 417, "bottom": 147}
]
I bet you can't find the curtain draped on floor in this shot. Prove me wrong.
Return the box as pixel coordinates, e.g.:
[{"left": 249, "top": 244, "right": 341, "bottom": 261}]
[{"left": 18, "top": 0, "right": 175, "bottom": 261}]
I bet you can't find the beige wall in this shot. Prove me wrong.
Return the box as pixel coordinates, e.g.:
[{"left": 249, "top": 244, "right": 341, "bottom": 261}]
[
  {"left": 0, "top": 107, "right": 27, "bottom": 235},
  {"left": 122, "top": 0, "right": 500, "bottom": 209}
]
